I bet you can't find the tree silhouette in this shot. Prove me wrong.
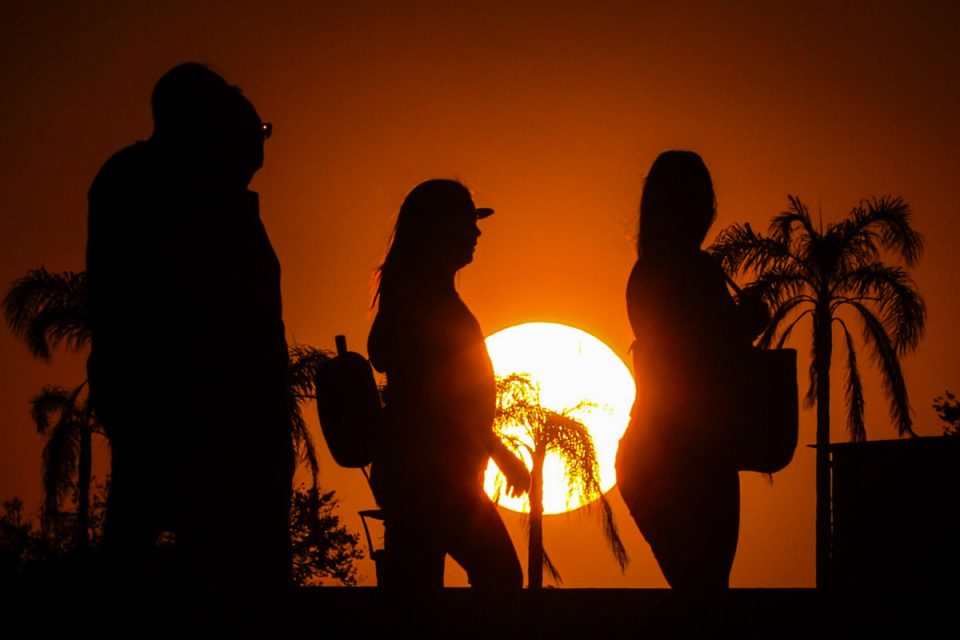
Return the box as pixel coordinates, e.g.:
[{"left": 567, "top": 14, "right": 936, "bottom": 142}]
[
  {"left": 2, "top": 268, "right": 89, "bottom": 360},
  {"left": 4, "top": 269, "right": 362, "bottom": 574},
  {"left": 709, "top": 195, "right": 925, "bottom": 587},
  {"left": 289, "top": 485, "right": 363, "bottom": 586},
  {"left": 1, "top": 482, "right": 108, "bottom": 576},
  {"left": 932, "top": 391, "right": 960, "bottom": 436},
  {"left": 4, "top": 270, "right": 99, "bottom": 549},
  {"left": 287, "top": 344, "right": 333, "bottom": 490},
  {"left": 491, "top": 373, "right": 628, "bottom": 589},
  {"left": 29, "top": 382, "right": 104, "bottom": 550}
]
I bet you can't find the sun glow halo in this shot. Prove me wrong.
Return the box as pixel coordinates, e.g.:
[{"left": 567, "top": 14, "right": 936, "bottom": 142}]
[{"left": 483, "top": 323, "right": 635, "bottom": 515}]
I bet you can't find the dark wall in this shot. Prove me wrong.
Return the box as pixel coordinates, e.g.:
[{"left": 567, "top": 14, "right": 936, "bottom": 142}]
[{"left": 831, "top": 436, "right": 960, "bottom": 591}]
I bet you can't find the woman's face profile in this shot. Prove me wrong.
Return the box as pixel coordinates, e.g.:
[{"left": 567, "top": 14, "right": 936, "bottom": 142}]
[{"left": 444, "top": 197, "right": 482, "bottom": 271}]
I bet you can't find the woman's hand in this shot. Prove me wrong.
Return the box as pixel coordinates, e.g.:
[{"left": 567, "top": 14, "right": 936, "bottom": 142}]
[
  {"left": 501, "top": 451, "right": 532, "bottom": 498},
  {"left": 490, "top": 440, "right": 531, "bottom": 497}
]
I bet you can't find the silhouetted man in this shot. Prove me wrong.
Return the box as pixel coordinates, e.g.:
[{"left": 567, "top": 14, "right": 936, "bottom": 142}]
[{"left": 87, "top": 63, "right": 293, "bottom": 621}]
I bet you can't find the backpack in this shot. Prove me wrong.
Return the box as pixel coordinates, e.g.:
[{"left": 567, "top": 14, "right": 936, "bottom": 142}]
[{"left": 314, "top": 335, "right": 382, "bottom": 468}]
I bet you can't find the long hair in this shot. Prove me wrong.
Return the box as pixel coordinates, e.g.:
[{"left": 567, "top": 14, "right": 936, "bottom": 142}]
[
  {"left": 637, "top": 151, "right": 716, "bottom": 257},
  {"left": 374, "top": 179, "right": 474, "bottom": 303}
]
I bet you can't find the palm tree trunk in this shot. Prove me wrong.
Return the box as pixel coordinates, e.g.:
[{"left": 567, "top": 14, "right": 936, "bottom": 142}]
[
  {"left": 814, "top": 311, "right": 833, "bottom": 589},
  {"left": 76, "top": 423, "right": 91, "bottom": 551},
  {"left": 527, "top": 448, "right": 545, "bottom": 590}
]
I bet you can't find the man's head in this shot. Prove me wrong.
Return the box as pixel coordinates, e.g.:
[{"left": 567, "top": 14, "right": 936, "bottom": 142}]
[
  {"left": 150, "top": 63, "right": 268, "bottom": 188},
  {"left": 151, "top": 63, "right": 231, "bottom": 140}
]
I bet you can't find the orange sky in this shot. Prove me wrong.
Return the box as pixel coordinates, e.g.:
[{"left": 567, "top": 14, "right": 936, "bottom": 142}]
[{"left": 2, "top": 1, "right": 959, "bottom": 588}]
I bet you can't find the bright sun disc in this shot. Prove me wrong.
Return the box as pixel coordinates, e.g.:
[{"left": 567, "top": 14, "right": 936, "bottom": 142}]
[{"left": 483, "top": 322, "right": 635, "bottom": 514}]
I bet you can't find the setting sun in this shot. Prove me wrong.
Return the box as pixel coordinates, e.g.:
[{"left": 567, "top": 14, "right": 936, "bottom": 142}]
[{"left": 483, "top": 323, "right": 635, "bottom": 515}]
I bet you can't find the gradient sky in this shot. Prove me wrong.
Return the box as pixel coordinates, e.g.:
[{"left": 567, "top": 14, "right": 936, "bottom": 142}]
[{"left": 2, "top": 1, "right": 958, "bottom": 587}]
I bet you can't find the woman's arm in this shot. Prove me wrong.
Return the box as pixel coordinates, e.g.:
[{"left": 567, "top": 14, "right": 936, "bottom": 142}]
[
  {"left": 691, "top": 252, "right": 768, "bottom": 349},
  {"left": 487, "top": 434, "right": 531, "bottom": 497}
]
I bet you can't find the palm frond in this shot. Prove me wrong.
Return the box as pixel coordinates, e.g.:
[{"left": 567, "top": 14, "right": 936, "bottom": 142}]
[
  {"left": 837, "top": 319, "right": 866, "bottom": 442},
  {"left": 287, "top": 344, "right": 333, "bottom": 487},
  {"left": 857, "top": 196, "right": 924, "bottom": 266},
  {"left": 30, "top": 385, "right": 75, "bottom": 433},
  {"left": 772, "top": 309, "right": 813, "bottom": 350},
  {"left": 846, "top": 301, "right": 915, "bottom": 436},
  {"left": 833, "top": 263, "right": 925, "bottom": 354},
  {"left": 495, "top": 373, "right": 547, "bottom": 436},
  {"left": 288, "top": 344, "right": 334, "bottom": 399},
  {"left": 709, "top": 223, "right": 793, "bottom": 279},
  {"left": 743, "top": 267, "right": 812, "bottom": 310},
  {"left": 289, "top": 401, "right": 320, "bottom": 487},
  {"left": 3, "top": 268, "right": 89, "bottom": 360},
  {"left": 596, "top": 493, "right": 629, "bottom": 570},
  {"left": 541, "top": 410, "right": 601, "bottom": 507},
  {"left": 757, "top": 297, "right": 810, "bottom": 349},
  {"left": 30, "top": 383, "right": 90, "bottom": 521},
  {"left": 829, "top": 220, "right": 879, "bottom": 275},
  {"left": 541, "top": 545, "right": 563, "bottom": 584},
  {"left": 40, "top": 408, "right": 81, "bottom": 521},
  {"left": 769, "top": 195, "right": 818, "bottom": 246}
]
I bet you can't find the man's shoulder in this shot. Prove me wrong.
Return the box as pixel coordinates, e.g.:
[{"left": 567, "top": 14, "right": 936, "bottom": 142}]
[{"left": 88, "top": 141, "right": 151, "bottom": 201}]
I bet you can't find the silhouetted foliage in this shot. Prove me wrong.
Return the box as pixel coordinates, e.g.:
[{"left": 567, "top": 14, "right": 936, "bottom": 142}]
[
  {"left": 289, "top": 485, "right": 363, "bottom": 586},
  {"left": 709, "top": 195, "right": 925, "bottom": 586},
  {"left": 4, "top": 266, "right": 362, "bottom": 584},
  {"left": 0, "top": 481, "right": 107, "bottom": 578},
  {"left": 3, "top": 268, "right": 89, "bottom": 360},
  {"left": 4, "top": 269, "right": 102, "bottom": 549},
  {"left": 933, "top": 391, "right": 960, "bottom": 436},
  {"left": 4, "top": 269, "right": 329, "bottom": 489},
  {"left": 30, "top": 382, "right": 104, "bottom": 549},
  {"left": 492, "top": 373, "right": 628, "bottom": 589},
  {"left": 2, "top": 480, "right": 365, "bottom": 585},
  {"left": 288, "top": 344, "right": 334, "bottom": 490}
]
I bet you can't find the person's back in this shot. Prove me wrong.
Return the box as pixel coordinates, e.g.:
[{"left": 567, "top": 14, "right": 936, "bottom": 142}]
[
  {"left": 625, "top": 249, "right": 749, "bottom": 466},
  {"left": 88, "top": 137, "right": 195, "bottom": 540},
  {"left": 87, "top": 63, "right": 293, "bottom": 624}
]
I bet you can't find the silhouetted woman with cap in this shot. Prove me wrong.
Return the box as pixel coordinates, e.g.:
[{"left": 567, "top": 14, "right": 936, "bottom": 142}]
[
  {"left": 368, "top": 179, "right": 530, "bottom": 592},
  {"left": 615, "top": 151, "right": 767, "bottom": 627}
]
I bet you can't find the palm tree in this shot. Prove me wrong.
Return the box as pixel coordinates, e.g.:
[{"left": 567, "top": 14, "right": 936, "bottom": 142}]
[
  {"left": 708, "top": 195, "right": 925, "bottom": 587},
  {"left": 287, "top": 344, "right": 334, "bottom": 490},
  {"left": 3, "top": 267, "right": 330, "bottom": 524},
  {"left": 492, "top": 373, "right": 629, "bottom": 589},
  {"left": 29, "top": 382, "right": 104, "bottom": 550},
  {"left": 4, "top": 269, "right": 97, "bottom": 550}
]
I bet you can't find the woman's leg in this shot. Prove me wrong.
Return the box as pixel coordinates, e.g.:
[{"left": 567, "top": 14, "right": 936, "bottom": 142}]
[
  {"left": 443, "top": 490, "right": 523, "bottom": 591},
  {"left": 620, "top": 467, "right": 740, "bottom": 591},
  {"left": 623, "top": 468, "right": 740, "bottom": 636},
  {"left": 380, "top": 510, "right": 446, "bottom": 592}
]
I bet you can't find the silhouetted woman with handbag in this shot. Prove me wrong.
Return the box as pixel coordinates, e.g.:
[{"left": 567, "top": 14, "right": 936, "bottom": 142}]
[
  {"left": 616, "top": 151, "right": 767, "bottom": 627},
  {"left": 368, "top": 179, "right": 530, "bottom": 592}
]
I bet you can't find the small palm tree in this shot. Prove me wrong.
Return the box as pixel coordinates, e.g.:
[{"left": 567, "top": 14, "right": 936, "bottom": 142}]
[
  {"left": 492, "top": 373, "right": 628, "bottom": 589},
  {"left": 5, "top": 269, "right": 97, "bottom": 550},
  {"left": 709, "top": 195, "right": 925, "bottom": 587},
  {"left": 30, "top": 382, "right": 104, "bottom": 550}
]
